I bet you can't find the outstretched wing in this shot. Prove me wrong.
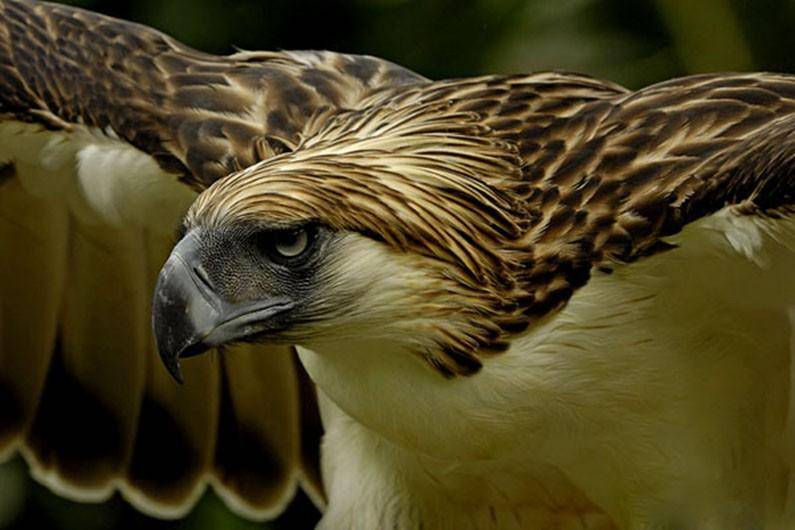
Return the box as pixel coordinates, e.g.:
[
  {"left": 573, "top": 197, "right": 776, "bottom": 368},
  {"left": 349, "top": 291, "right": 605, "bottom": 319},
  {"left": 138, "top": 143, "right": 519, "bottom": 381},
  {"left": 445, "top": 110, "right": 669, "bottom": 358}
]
[
  {"left": 0, "top": 0, "right": 425, "bottom": 520},
  {"left": 512, "top": 74, "right": 795, "bottom": 522}
]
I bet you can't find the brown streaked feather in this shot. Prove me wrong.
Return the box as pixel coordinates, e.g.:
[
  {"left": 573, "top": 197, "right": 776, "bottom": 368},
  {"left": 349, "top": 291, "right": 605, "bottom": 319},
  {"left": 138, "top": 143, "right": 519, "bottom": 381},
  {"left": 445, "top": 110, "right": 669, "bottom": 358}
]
[
  {"left": 191, "top": 71, "right": 795, "bottom": 376},
  {"left": 0, "top": 0, "right": 425, "bottom": 186}
]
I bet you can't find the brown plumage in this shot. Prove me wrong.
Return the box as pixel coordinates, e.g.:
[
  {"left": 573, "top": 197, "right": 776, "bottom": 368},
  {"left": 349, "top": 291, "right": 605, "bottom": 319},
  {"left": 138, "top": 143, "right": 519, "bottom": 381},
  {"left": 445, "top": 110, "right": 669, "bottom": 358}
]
[
  {"left": 190, "top": 71, "right": 795, "bottom": 376},
  {"left": 0, "top": 0, "right": 423, "bottom": 186}
]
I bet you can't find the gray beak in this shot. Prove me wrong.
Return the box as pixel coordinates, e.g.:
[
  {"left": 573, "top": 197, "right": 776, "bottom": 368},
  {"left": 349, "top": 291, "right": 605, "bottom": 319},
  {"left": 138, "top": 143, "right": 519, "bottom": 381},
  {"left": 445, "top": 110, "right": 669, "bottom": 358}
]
[{"left": 152, "top": 231, "right": 293, "bottom": 383}]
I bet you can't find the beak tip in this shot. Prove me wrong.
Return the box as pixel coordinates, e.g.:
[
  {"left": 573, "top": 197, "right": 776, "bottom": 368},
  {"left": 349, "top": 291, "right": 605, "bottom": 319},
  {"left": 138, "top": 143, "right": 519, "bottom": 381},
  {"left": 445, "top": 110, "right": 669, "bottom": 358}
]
[
  {"left": 174, "top": 371, "right": 185, "bottom": 385},
  {"left": 166, "top": 359, "right": 185, "bottom": 384},
  {"left": 156, "top": 335, "right": 186, "bottom": 383}
]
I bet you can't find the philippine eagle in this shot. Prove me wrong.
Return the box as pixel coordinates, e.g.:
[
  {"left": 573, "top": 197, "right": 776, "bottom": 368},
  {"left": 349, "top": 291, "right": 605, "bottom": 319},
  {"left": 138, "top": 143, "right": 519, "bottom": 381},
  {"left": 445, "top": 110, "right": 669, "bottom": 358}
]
[{"left": 4, "top": 1, "right": 795, "bottom": 530}]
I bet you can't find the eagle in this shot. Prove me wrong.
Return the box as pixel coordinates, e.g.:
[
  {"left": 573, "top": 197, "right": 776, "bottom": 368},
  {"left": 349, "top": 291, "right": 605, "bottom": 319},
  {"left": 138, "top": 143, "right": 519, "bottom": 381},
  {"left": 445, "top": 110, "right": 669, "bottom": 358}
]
[{"left": 2, "top": 1, "right": 795, "bottom": 530}]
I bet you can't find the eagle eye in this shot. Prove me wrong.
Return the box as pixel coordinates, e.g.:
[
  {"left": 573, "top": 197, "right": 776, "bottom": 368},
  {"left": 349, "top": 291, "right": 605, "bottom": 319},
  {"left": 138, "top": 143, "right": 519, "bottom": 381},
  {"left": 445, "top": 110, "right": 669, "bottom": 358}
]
[
  {"left": 252, "top": 224, "right": 317, "bottom": 264},
  {"left": 275, "top": 228, "right": 309, "bottom": 257}
]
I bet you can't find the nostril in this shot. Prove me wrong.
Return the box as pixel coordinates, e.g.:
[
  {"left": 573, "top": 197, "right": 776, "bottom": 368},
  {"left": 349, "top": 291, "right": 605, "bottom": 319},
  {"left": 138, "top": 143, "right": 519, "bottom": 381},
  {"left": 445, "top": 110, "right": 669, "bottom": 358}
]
[{"left": 193, "top": 265, "right": 214, "bottom": 290}]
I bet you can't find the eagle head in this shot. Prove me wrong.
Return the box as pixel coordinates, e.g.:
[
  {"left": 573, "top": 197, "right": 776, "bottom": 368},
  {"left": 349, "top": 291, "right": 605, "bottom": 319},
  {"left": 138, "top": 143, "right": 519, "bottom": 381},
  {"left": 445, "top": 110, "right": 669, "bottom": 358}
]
[{"left": 152, "top": 103, "right": 559, "bottom": 382}]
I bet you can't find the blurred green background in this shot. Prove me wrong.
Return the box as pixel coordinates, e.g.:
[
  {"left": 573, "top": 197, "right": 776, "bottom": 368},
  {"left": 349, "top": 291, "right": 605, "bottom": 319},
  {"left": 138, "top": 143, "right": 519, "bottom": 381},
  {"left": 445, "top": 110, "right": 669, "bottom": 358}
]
[{"left": 2, "top": 0, "right": 795, "bottom": 528}]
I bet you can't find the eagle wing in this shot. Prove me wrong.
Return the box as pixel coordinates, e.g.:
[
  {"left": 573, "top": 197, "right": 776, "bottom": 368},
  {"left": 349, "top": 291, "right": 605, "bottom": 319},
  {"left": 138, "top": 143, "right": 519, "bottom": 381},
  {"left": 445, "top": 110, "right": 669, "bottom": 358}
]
[{"left": 0, "top": 0, "right": 424, "bottom": 519}]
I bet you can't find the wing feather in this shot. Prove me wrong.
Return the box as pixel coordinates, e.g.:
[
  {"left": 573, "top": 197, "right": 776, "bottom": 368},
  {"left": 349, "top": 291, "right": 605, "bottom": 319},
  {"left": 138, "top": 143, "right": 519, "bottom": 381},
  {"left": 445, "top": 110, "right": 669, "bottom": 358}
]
[
  {"left": 0, "top": 0, "right": 424, "bottom": 520},
  {"left": 0, "top": 0, "right": 425, "bottom": 186},
  {"left": 0, "top": 170, "right": 67, "bottom": 457},
  {"left": 295, "top": 356, "right": 325, "bottom": 509},
  {"left": 124, "top": 354, "right": 220, "bottom": 518},
  {"left": 24, "top": 217, "right": 149, "bottom": 498},
  {"left": 116, "top": 229, "right": 214, "bottom": 518},
  {"left": 211, "top": 345, "right": 300, "bottom": 520}
]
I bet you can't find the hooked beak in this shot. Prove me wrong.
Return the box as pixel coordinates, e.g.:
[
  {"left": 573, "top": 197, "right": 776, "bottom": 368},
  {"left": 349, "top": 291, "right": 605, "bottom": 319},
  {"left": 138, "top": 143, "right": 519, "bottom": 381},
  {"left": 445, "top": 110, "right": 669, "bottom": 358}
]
[{"left": 152, "top": 231, "right": 293, "bottom": 383}]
